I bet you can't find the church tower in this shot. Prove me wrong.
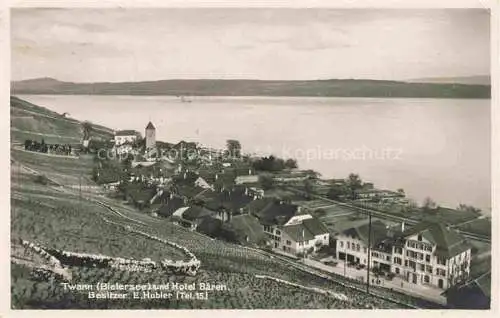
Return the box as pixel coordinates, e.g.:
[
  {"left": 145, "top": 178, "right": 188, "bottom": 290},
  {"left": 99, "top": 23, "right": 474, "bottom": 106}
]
[{"left": 145, "top": 121, "right": 156, "bottom": 149}]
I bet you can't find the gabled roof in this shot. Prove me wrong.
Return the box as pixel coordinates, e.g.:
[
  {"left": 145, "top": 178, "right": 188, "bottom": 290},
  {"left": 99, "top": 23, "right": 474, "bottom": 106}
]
[
  {"left": 282, "top": 223, "right": 315, "bottom": 242},
  {"left": 115, "top": 130, "right": 140, "bottom": 136},
  {"left": 158, "top": 197, "right": 185, "bottom": 218},
  {"left": 257, "top": 201, "right": 298, "bottom": 226},
  {"left": 400, "top": 221, "right": 471, "bottom": 258},
  {"left": 230, "top": 214, "right": 266, "bottom": 244},
  {"left": 302, "top": 218, "right": 329, "bottom": 236},
  {"left": 342, "top": 220, "right": 390, "bottom": 248},
  {"left": 146, "top": 121, "right": 155, "bottom": 130},
  {"left": 202, "top": 187, "right": 254, "bottom": 212},
  {"left": 244, "top": 197, "right": 277, "bottom": 215},
  {"left": 182, "top": 205, "right": 215, "bottom": 221}
]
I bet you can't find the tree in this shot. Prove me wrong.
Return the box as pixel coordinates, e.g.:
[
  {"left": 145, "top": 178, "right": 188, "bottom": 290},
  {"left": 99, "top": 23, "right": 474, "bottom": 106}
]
[
  {"left": 346, "top": 173, "right": 363, "bottom": 199},
  {"left": 303, "top": 179, "right": 314, "bottom": 200},
  {"left": 457, "top": 204, "right": 482, "bottom": 215},
  {"left": 422, "top": 197, "right": 437, "bottom": 214},
  {"left": 284, "top": 158, "right": 298, "bottom": 169},
  {"left": 226, "top": 139, "right": 242, "bottom": 159},
  {"left": 327, "top": 184, "right": 345, "bottom": 200},
  {"left": 82, "top": 121, "right": 93, "bottom": 141},
  {"left": 397, "top": 188, "right": 405, "bottom": 196},
  {"left": 258, "top": 174, "right": 274, "bottom": 190}
]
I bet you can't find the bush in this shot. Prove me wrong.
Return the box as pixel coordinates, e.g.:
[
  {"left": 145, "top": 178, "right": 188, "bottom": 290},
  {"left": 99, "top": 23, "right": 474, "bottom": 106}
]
[{"left": 33, "top": 175, "right": 50, "bottom": 185}]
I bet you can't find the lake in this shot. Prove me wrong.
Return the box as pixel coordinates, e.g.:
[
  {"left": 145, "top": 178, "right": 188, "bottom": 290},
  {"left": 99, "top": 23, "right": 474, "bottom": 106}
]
[{"left": 18, "top": 94, "right": 491, "bottom": 212}]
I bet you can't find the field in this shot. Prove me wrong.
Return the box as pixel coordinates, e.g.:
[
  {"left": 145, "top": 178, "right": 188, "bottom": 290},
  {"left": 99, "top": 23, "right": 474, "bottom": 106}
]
[
  {"left": 457, "top": 218, "right": 491, "bottom": 237},
  {"left": 11, "top": 148, "right": 95, "bottom": 186},
  {"left": 10, "top": 96, "right": 113, "bottom": 143}
]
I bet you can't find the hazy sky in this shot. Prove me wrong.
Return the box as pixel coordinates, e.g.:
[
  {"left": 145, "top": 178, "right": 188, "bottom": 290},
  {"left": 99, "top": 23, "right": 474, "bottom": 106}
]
[{"left": 11, "top": 8, "right": 490, "bottom": 82}]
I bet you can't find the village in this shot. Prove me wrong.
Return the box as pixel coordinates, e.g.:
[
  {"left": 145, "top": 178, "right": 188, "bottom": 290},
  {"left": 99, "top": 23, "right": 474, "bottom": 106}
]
[{"left": 41, "top": 120, "right": 483, "bottom": 307}]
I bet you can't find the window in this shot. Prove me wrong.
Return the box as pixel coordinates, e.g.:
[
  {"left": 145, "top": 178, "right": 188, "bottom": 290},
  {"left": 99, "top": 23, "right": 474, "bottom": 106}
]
[
  {"left": 424, "top": 275, "right": 430, "bottom": 283},
  {"left": 418, "top": 234, "right": 422, "bottom": 242},
  {"left": 395, "top": 247, "right": 402, "bottom": 254},
  {"left": 286, "top": 240, "right": 291, "bottom": 246},
  {"left": 386, "top": 256, "right": 391, "bottom": 261},
  {"left": 395, "top": 268, "right": 400, "bottom": 274},
  {"left": 340, "top": 241, "right": 344, "bottom": 248},
  {"left": 420, "top": 264, "right": 425, "bottom": 271},
  {"left": 347, "top": 242, "right": 350, "bottom": 249},
  {"left": 356, "top": 244, "right": 360, "bottom": 252},
  {"left": 324, "top": 235, "right": 327, "bottom": 240},
  {"left": 394, "top": 257, "right": 402, "bottom": 265},
  {"left": 405, "top": 260, "right": 408, "bottom": 267},
  {"left": 436, "top": 268, "right": 446, "bottom": 276},
  {"left": 418, "top": 253, "right": 423, "bottom": 261},
  {"left": 437, "top": 257, "right": 447, "bottom": 266},
  {"left": 426, "top": 265, "right": 432, "bottom": 273},
  {"left": 425, "top": 255, "right": 431, "bottom": 263},
  {"left": 275, "top": 230, "right": 281, "bottom": 236}
]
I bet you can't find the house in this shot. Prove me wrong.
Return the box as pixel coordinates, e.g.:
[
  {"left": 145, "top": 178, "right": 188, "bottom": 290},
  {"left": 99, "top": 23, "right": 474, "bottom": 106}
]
[
  {"left": 202, "top": 186, "right": 255, "bottom": 215},
  {"left": 114, "top": 130, "right": 141, "bottom": 146},
  {"left": 336, "top": 220, "right": 392, "bottom": 269},
  {"left": 194, "top": 177, "right": 214, "bottom": 190},
  {"left": 335, "top": 220, "right": 472, "bottom": 290},
  {"left": 261, "top": 212, "right": 330, "bottom": 255},
  {"left": 229, "top": 214, "right": 266, "bottom": 245},
  {"left": 393, "top": 221, "right": 472, "bottom": 290},
  {"left": 254, "top": 201, "right": 330, "bottom": 254},
  {"left": 235, "top": 174, "right": 259, "bottom": 185},
  {"left": 172, "top": 205, "right": 216, "bottom": 230},
  {"left": 353, "top": 189, "right": 404, "bottom": 201}
]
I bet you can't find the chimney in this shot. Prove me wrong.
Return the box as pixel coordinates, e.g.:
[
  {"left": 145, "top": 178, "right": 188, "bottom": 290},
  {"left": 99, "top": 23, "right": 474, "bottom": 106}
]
[
  {"left": 170, "top": 192, "right": 174, "bottom": 199},
  {"left": 215, "top": 173, "right": 219, "bottom": 180},
  {"left": 248, "top": 168, "right": 252, "bottom": 175},
  {"left": 401, "top": 222, "right": 405, "bottom": 232},
  {"left": 183, "top": 172, "right": 187, "bottom": 179},
  {"left": 245, "top": 187, "right": 249, "bottom": 195}
]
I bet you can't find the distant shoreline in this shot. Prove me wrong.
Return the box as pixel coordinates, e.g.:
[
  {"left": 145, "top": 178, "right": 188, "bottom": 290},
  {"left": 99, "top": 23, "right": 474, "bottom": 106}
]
[{"left": 12, "top": 78, "right": 491, "bottom": 99}]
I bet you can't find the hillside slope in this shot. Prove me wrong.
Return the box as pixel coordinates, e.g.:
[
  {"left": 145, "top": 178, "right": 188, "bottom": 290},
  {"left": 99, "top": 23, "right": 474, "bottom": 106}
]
[{"left": 10, "top": 96, "right": 114, "bottom": 144}]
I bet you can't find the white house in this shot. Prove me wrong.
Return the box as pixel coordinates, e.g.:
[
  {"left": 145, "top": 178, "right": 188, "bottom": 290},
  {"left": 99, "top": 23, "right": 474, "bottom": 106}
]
[
  {"left": 114, "top": 130, "right": 140, "bottom": 146},
  {"left": 262, "top": 213, "right": 330, "bottom": 255}
]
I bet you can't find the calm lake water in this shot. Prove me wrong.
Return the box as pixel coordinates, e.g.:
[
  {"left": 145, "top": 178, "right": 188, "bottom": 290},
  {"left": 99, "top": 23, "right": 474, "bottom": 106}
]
[{"left": 18, "top": 95, "right": 491, "bottom": 212}]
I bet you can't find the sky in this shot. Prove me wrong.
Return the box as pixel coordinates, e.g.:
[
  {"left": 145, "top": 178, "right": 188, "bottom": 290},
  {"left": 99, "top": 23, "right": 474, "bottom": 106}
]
[{"left": 11, "top": 8, "right": 490, "bottom": 82}]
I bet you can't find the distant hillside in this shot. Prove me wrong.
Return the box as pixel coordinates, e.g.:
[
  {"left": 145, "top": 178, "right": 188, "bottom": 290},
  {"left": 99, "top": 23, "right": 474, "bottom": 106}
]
[
  {"left": 10, "top": 96, "right": 114, "bottom": 144},
  {"left": 409, "top": 75, "right": 490, "bottom": 86},
  {"left": 11, "top": 78, "right": 490, "bottom": 99}
]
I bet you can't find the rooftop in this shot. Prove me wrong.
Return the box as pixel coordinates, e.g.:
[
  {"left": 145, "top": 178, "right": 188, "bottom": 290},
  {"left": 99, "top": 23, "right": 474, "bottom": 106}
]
[
  {"left": 146, "top": 121, "right": 155, "bottom": 130},
  {"left": 257, "top": 201, "right": 299, "bottom": 226},
  {"left": 115, "top": 129, "right": 140, "bottom": 136},
  {"left": 400, "top": 221, "right": 471, "bottom": 258}
]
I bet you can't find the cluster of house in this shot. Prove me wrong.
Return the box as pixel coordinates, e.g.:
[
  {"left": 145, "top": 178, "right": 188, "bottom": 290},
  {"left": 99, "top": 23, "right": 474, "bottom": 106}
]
[
  {"left": 335, "top": 220, "right": 472, "bottom": 290},
  {"left": 24, "top": 139, "right": 76, "bottom": 156},
  {"left": 151, "top": 170, "right": 332, "bottom": 256}
]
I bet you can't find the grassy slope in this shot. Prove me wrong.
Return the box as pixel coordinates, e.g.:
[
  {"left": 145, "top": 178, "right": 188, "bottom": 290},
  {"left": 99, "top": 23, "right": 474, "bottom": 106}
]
[{"left": 10, "top": 96, "right": 113, "bottom": 144}]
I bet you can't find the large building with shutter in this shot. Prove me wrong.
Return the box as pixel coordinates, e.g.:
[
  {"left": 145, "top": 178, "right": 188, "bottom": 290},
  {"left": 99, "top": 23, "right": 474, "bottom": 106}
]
[{"left": 336, "top": 220, "right": 472, "bottom": 290}]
